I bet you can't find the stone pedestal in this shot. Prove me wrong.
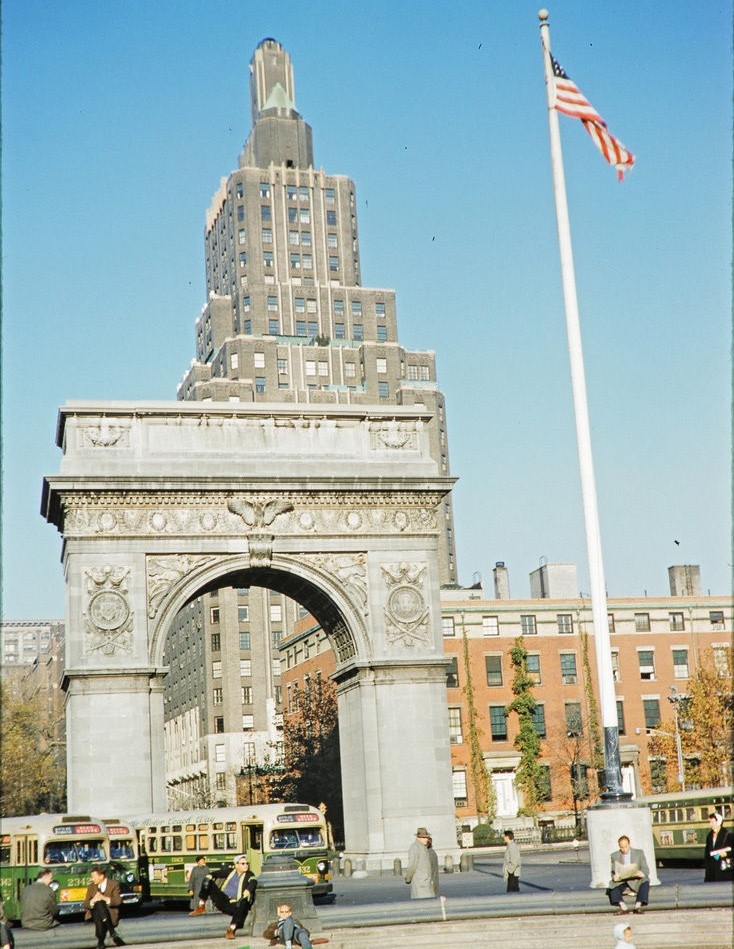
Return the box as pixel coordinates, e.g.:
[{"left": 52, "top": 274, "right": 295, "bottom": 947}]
[
  {"left": 246, "top": 854, "right": 321, "bottom": 938},
  {"left": 587, "top": 802, "right": 660, "bottom": 889}
]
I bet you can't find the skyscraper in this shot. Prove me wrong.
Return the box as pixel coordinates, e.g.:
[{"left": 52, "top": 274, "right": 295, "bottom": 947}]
[{"left": 164, "top": 38, "right": 456, "bottom": 806}]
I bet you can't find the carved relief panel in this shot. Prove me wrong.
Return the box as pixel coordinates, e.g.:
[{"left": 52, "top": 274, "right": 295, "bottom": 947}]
[
  {"left": 83, "top": 566, "right": 134, "bottom": 656},
  {"left": 381, "top": 562, "right": 430, "bottom": 648}
]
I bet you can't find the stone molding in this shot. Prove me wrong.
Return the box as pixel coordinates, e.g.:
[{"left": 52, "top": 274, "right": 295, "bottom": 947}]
[{"left": 60, "top": 490, "right": 441, "bottom": 538}]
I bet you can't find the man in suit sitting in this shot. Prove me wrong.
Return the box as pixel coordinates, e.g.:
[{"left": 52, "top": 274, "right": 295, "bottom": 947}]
[
  {"left": 83, "top": 865, "right": 124, "bottom": 948},
  {"left": 608, "top": 835, "right": 650, "bottom": 915},
  {"left": 189, "top": 854, "right": 257, "bottom": 940}
]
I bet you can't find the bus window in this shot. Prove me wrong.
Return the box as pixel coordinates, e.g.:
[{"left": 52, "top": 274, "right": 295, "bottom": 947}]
[
  {"left": 77, "top": 841, "right": 107, "bottom": 862},
  {"left": 198, "top": 835, "right": 209, "bottom": 849},
  {"left": 213, "top": 834, "right": 225, "bottom": 850},
  {"left": 198, "top": 824, "right": 208, "bottom": 832},
  {"left": 0, "top": 844, "right": 10, "bottom": 864},
  {"left": 43, "top": 844, "right": 67, "bottom": 864},
  {"left": 723, "top": 804, "right": 732, "bottom": 819},
  {"left": 226, "top": 823, "right": 237, "bottom": 832},
  {"left": 297, "top": 830, "right": 324, "bottom": 848},
  {"left": 226, "top": 832, "right": 237, "bottom": 849},
  {"left": 186, "top": 824, "right": 196, "bottom": 832},
  {"left": 213, "top": 823, "right": 223, "bottom": 831},
  {"left": 147, "top": 835, "right": 158, "bottom": 854},
  {"left": 270, "top": 830, "right": 298, "bottom": 850},
  {"left": 185, "top": 835, "right": 196, "bottom": 850},
  {"left": 686, "top": 808, "right": 696, "bottom": 821},
  {"left": 15, "top": 841, "right": 25, "bottom": 864},
  {"left": 110, "top": 841, "right": 135, "bottom": 860}
]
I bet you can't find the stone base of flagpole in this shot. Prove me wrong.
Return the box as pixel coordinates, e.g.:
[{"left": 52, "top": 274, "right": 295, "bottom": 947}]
[{"left": 586, "top": 803, "right": 660, "bottom": 889}]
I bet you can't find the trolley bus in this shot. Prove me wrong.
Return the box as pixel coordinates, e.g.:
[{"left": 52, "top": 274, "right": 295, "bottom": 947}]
[
  {"left": 638, "top": 786, "right": 733, "bottom": 864},
  {"left": 0, "top": 815, "right": 146, "bottom": 920},
  {"left": 132, "top": 803, "right": 333, "bottom": 902}
]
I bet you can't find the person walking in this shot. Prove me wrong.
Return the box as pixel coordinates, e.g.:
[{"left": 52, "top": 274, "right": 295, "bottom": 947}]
[
  {"left": 20, "top": 869, "right": 58, "bottom": 931},
  {"left": 189, "top": 854, "right": 256, "bottom": 939},
  {"left": 186, "top": 856, "right": 209, "bottom": 910},
  {"left": 404, "top": 826, "right": 439, "bottom": 898},
  {"left": 704, "top": 811, "right": 732, "bottom": 881},
  {"left": 502, "top": 830, "right": 521, "bottom": 892},
  {"left": 83, "top": 865, "right": 124, "bottom": 948}
]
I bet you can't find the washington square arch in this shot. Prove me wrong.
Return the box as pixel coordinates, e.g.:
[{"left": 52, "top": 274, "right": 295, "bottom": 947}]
[{"left": 41, "top": 401, "right": 459, "bottom": 866}]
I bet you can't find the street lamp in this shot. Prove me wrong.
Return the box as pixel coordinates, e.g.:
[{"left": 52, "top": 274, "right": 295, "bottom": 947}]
[{"left": 667, "top": 686, "right": 686, "bottom": 791}]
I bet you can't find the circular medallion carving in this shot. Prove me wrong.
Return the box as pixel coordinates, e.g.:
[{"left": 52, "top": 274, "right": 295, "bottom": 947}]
[
  {"left": 299, "top": 512, "right": 315, "bottom": 530},
  {"left": 149, "top": 512, "right": 167, "bottom": 531},
  {"left": 199, "top": 511, "right": 217, "bottom": 531},
  {"left": 89, "top": 590, "right": 130, "bottom": 631},
  {"left": 346, "top": 511, "right": 362, "bottom": 530},
  {"left": 388, "top": 585, "right": 424, "bottom": 622},
  {"left": 99, "top": 511, "right": 117, "bottom": 532}
]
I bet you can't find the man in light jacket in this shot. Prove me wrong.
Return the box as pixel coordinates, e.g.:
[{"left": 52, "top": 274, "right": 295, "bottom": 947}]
[
  {"left": 502, "top": 830, "right": 521, "bottom": 892},
  {"left": 405, "top": 827, "right": 439, "bottom": 898}
]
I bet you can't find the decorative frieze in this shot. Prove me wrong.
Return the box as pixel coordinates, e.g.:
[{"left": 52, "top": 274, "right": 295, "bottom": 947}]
[
  {"left": 60, "top": 491, "right": 440, "bottom": 538},
  {"left": 147, "top": 554, "right": 218, "bottom": 619}
]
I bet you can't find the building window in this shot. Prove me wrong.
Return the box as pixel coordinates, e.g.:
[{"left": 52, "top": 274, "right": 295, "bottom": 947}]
[
  {"left": 712, "top": 645, "right": 731, "bottom": 676},
  {"left": 210, "top": 608, "right": 220, "bottom": 624},
  {"left": 326, "top": 210, "right": 337, "bottom": 226},
  {"left": 301, "top": 231, "right": 312, "bottom": 247},
  {"left": 239, "top": 632, "right": 250, "bottom": 651},
  {"left": 213, "top": 688, "right": 223, "bottom": 705},
  {"left": 230, "top": 353, "right": 239, "bottom": 370},
  {"left": 565, "top": 701, "right": 582, "bottom": 736},
  {"left": 616, "top": 700, "right": 626, "bottom": 735},
  {"left": 482, "top": 615, "right": 499, "bottom": 637},
  {"left": 446, "top": 656, "right": 459, "bottom": 688},
  {"left": 328, "top": 256, "right": 339, "bottom": 272},
  {"left": 272, "top": 630, "right": 282, "bottom": 649},
  {"left": 238, "top": 606, "right": 249, "bottom": 623},
  {"left": 307, "top": 320, "right": 318, "bottom": 336},
  {"left": 241, "top": 686, "right": 252, "bottom": 705},
  {"left": 375, "top": 301, "right": 385, "bottom": 317},
  {"left": 289, "top": 230, "right": 300, "bottom": 246},
  {"left": 299, "top": 209, "right": 310, "bottom": 224},
  {"left": 215, "top": 743, "right": 225, "bottom": 762},
  {"left": 253, "top": 352, "right": 266, "bottom": 369},
  {"left": 325, "top": 187, "right": 335, "bottom": 202},
  {"left": 215, "top": 772, "right": 226, "bottom": 791},
  {"left": 240, "top": 659, "right": 252, "bottom": 677},
  {"left": 638, "top": 649, "right": 655, "bottom": 680},
  {"left": 376, "top": 357, "right": 387, "bottom": 374},
  {"left": 214, "top": 717, "right": 224, "bottom": 734},
  {"left": 277, "top": 358, "right": 288, "bottom": 374},
  {"left": 538, "top": 765, "right": 552, "bottom": 802},
  {"left": 287, "top": 185, "right": 297, "bottom": 201},
  {"left": 261, "top": 228, "right": 272, "bottom": 243},
  {"left": 255, "top": 377, "right": 266, "bottom": 393},
  {"left": 407, "top": 364, "right": 418, "bottom": 380},
  {"left": 560, "top": 653, "right": 578, "bottom": 684},
  {"left": 270, "top": 604, "right": 282, "bottom": 622},
  {"left": 608, "top": 613, "right": 616, "bottom": 633},
  {"left": 643, "top": 698, "right": 661, "bottom": 729},
  {"left": 419, "top": 365, "right": 430, "bottom": 380},
  {"left": 489, "top": 705, "right": 507, "bottom": 741},
  {"left": 672, "top": 648, "right": 689, "bottom": 679},
  {"left": 212, "top": 661, "right": 222, "bottom": 679},
  {"left": 296, "top": 320, "right": 307, "bottom": 336},
  {"left": 557, "top": 613, "right": 574, "bottom": 634},
  {"left": 376, "top": 325, "right": 387, "bottom": 342},
  {"left": 669, "top": 612, "right": 685, "bottom": 631},
  {"left": 485, "top": 655, "right": 503, "bottom": 687},
  {"left": 261, "top": 205, "right": 271, "bottom": 221},
  {"left": 442, "top": 617, "right": 455, "bottom": 638},
  {"left": 327, "top": 233, "right": 338, "bottom": 248},
  {"left": 211, "top": 634, "right": 221, "bottom": 652},
  {"left": 268, "top": 318, "right": 279, "bottom": 334},
  {"left": 531, "top": 703, "right": 546, "bottom": 737},
  {"left": 526, "top": 654, "right": 541, "bottom": 684},
  {"left": 272, "top": 658, "right": 281, "bottom": 677},
  {"left": 611, "top": 650, "right": 621, "bottom": 682},
  {"left": 520, "top": 614, "right": 537, "bottom": 636},
  {"left": 709, "top": 610, "right": 725, "bottom": 629},
  {"left": 263, "top": 251, "right": 273, "bottom": 268},
  {"left": 452, "top": 769, "right": 468, "bottom": 804},
  {"left": 236, "top": 183, "right": 243, "bottom": 198},
  {"left": 290, "top": 253, "right": 301, "bottom": 269},
  {"left": 345, "top": 362, "right": 356, "bottom": 378},
  {"left": 333, "top": 299, "right": 344, "bottom": 316},
  {"left": 305, "top": 360, "right": 316, "bottom": 376},
  {"left": 378, "top": 381, "right": 389, "bottom": 399},
  {"left": 259, "top": 182, "right": 270, "bottom": 198},
  {"left": 238, "top": 228, "right": 246, "bottom": 245},
  {"left": 318, "top": 361, "right": 328, "bottom": 377},
  {"left": 237, "top": 205, "right": 245, "bottom": 221},
  {"left": 353, "top": 324, "right": 363, "bottom": 340},
  {"left": 448, "top": 708, "right": 463, "bottom": 744},
  {"left": 635, "top": 612, "right": 651, "bottom": 632},
  {"left": 242, "top": 715, "right": 254, "bottom": 731},
  {"left": 302, "top": 254, "right": 312, "bottom": 269}
]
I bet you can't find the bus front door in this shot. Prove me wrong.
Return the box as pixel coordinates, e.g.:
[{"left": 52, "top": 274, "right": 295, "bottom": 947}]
[{"left": 244, "top": 825, "right": 263, "bottom": 876}]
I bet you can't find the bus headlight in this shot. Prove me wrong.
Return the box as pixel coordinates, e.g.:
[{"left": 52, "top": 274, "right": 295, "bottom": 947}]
[
  {"left": 125, "top": 872, "right": 135, "bottom": 884},
  {"left": 316, "top": 860, "right": 328, "bottom": 876},
  {"left": 50, "top": 881, "right": 60, "bottom": 893}
]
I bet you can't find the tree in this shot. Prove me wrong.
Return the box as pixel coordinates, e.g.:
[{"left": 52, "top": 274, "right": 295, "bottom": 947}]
[
  {"left": 0, "top": 687, "right": 66, "bottom": 816},
  {"left": 461, "top": 616, "right": 495, "bottom": 822},
  {"left": 648, "top": 646, "right": 733, "bottom": 791},
  {"left": 271, "top": 675, "right": 343, "bottom": 847},
  {"left": 505, "top": 639, "right": 544, "bottom": 815}
]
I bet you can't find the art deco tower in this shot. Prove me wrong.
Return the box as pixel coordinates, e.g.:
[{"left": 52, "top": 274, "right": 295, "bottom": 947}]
[{"left": 166, "top": 39, "right": 457, "bottom": 806}]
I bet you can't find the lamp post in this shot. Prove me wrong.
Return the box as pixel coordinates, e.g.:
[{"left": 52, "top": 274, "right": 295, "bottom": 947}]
[{"left": 667, "top": 687, "right": 686, "bottom": 791}]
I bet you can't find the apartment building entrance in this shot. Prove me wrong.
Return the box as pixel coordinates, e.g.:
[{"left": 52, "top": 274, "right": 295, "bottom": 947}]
[{"left": 42, "top": 400, "right": 457, "bottom": 868}]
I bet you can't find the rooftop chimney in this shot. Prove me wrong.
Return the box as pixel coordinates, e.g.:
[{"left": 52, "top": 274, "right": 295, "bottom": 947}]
[
  {"left": 668, "top": 565, "right": 701, "bottom": 597},
  {"left": 493, "top": 562, "right": 510, "bottom": 599}
]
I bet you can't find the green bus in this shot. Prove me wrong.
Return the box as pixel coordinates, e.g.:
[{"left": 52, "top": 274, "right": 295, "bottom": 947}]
[
  {"left": 638, "top": 786, "right": 733, "bottom": 864},
  {"left": 0, "top": 814, "right": 147, "bottom": 921},
  {"left": 132, "top": 803, "right": 333, "bottom": 902}
]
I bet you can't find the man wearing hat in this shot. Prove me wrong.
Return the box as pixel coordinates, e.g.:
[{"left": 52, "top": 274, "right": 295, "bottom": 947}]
[
  {"left": 704, "top": 812, "right": 732, "bottom": 881},
  {"left": 405, "top": 827, "right": 439, "bottom": 899},
  {"left": 189, "top": 854, "right": 257, "bottom": 939}
]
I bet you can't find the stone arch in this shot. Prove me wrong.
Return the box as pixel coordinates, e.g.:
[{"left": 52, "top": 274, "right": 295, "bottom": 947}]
[{"left": 42, "top": 401, "right": 459, "bottom": 868}]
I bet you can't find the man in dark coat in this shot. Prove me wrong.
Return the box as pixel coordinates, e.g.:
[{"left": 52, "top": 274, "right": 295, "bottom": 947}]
[
  {"left": 704, "top": 811, "right": 732, "bottom": 881},
  {"left": 189, "top": 854, "right": 257, "bottom": 939},
  {"left": 20, "top": 869, "right": 58, "bottom": 931},
  {"left": 83, "top": 865, "right": 124, "bottom": 948}
]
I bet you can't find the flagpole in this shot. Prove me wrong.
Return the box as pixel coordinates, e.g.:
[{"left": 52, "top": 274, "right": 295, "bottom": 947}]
[{"left": 538, "top": 9, "right": 629, "bottom": 803}]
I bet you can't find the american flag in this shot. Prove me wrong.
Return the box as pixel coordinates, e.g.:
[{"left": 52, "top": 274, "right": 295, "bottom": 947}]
[{"left": 550, "top": 54, "right": 635, "bottom": 181}]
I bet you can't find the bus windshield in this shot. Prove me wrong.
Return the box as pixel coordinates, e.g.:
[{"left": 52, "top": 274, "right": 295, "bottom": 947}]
[
  {"left": 43, "top": 840, "right": 107, "bottom": 864},
  {"left": 110, "top": 840, "right": 135, "bottom": 860},
  {"left": 269, "top": 828, "right": 324, "bottom": 850}
]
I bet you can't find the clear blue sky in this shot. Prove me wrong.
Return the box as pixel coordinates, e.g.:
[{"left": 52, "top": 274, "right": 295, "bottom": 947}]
[{"left": 2, "top": 1, "right": 731, "bottom": 617}]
